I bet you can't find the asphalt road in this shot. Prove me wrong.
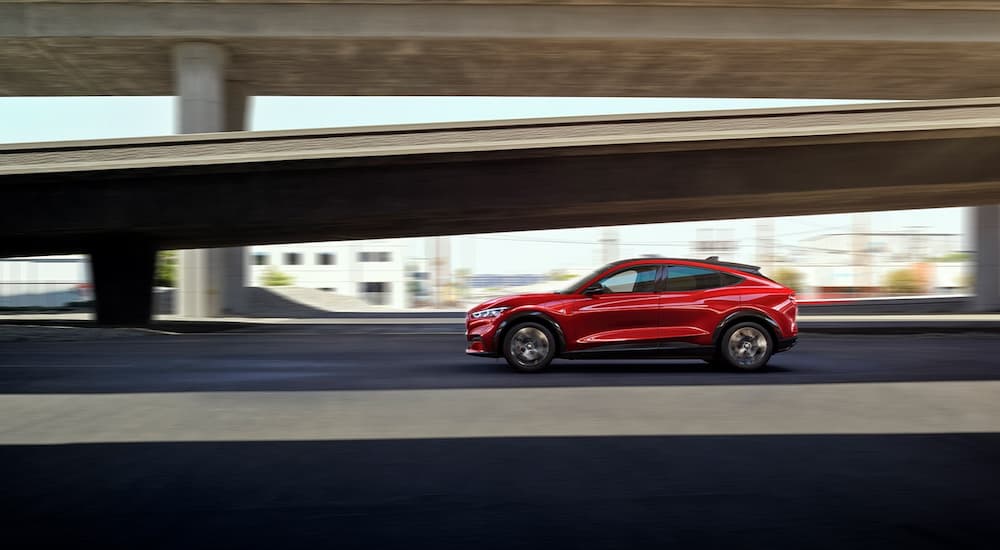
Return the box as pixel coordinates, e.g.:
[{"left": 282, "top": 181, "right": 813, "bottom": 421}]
[
  {"left": 2, "top": 329, "right": 999, "bottom": 549},
  {"left": 2, "top": 328, "right": 1000, "bottom": 393}
]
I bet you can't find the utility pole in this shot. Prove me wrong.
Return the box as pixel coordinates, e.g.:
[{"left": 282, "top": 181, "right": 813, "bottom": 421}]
[
  {"left": 852, "top": 213, "right": 871, "bottom": 293},
  {"left": 432, "top": 236, "right": 451, "bottom": 307},
  {"left": 756, "top": 219, "right": 774, "bottom": 271},
  {"left": 600, "top": 228, "right": 620, "bottom": 264}
]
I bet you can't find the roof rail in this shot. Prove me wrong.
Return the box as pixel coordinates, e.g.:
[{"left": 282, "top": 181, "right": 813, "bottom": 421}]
[
  {"left": 610, "top": 256, "right": 765, "bottom": 275},
  {"left": 702, "top": 256, "right": 762, "bottom": 275}
]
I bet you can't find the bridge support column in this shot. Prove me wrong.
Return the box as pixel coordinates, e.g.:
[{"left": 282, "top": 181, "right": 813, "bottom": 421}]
[
  {"left": 974, "top": 205, "right": 1000, "bottom": 312},
  {"left": 89, "top": 236, "right": 156, "bottom": 326},
  {"left": 173, "top": 43, "right": 248, "bottom": 317}
]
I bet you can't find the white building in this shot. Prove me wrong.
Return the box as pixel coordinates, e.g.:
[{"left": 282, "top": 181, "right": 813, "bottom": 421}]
[
  {"left": 0, "top": 241, "right": 413, "bottom": 310},
  {"left": 0, "top": 255, "right": 90, "bottom": 307},
  {"left": 249, "top": 239, "right": 409, "bottom": 308}
]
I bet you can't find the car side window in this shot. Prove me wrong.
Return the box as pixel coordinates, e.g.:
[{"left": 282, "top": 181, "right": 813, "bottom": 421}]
[
  {"left": 596, "top": 266, "right": 660, "bottom": 293},
  {"left": 665, "top": 266, "right": 742, "bottom": 291}
]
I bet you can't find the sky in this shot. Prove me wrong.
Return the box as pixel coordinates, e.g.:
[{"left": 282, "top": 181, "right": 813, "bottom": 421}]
[{"left": 0, "top": 96, "right": 967, "bottom": 274}]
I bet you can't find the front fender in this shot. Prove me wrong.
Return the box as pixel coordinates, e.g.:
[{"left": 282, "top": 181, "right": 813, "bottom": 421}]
[{"left": 494, "top": 310, "right": 567, "bottom": 354}]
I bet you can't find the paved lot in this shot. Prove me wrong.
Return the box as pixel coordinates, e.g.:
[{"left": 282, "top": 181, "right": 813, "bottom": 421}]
[{"left": 1, "top": 331, "right": 999, "bottom": 549}]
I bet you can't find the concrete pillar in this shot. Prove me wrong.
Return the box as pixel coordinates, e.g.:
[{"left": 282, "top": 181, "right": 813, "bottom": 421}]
[
  {"left": 89, "top": 235, "right": 156, "bottom": 325},
  {"left": 974, "top": 205, "right": 1000, "bottom": 312},
  {"left": 174, "top": 43, "right": 228, "bottom": 134},
  {"left": 173, "top": 43, "right": 248, "bottom": 317}
]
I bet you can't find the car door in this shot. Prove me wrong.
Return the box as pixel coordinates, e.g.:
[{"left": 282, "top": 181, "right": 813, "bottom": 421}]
[
  {"left": 569, "top": 264, "right": 663, "bottom": 350},
  {"left": 659, "top": 265, "right": 743, "bottom": 347}
]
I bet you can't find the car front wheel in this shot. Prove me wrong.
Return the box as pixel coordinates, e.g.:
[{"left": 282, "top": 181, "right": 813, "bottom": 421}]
[
  {"left": 719, "top": 321, "right": 773, "bottom": 371},
  {"left": 502, "top": 322, "right": 556, "bottom": 373}
]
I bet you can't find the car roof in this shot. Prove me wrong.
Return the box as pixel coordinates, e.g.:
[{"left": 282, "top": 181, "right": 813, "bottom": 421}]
[{"left": 613, "top": 256, "right": 764, "bottom": 276}]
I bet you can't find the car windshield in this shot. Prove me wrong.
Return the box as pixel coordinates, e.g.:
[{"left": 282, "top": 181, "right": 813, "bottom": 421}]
[{"left": 559, "top": 262, "right": 618, "bottom": 294}]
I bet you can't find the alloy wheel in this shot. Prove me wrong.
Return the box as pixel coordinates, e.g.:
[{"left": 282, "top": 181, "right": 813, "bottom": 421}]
[
  {"left": 727, "top": 326, "right": 769, "bottom": 369},
  {"left": 510, "top": 326, "right": 551, "bottom": 368}
]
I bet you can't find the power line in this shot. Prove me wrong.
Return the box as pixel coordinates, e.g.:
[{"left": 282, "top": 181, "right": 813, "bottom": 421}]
[{"left": 468, "top": 235, "right": 692, "bottom": 247}]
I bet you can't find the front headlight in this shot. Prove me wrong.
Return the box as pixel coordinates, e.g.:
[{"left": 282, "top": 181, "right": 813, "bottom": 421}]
[{"left": 470, "top": 306, "right": 509, "bottom": 319}]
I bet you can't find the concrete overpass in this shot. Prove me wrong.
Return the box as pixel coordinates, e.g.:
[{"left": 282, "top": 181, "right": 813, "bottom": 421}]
[
  {"left": 3, "top": 0, "right": 1000, "bottom": 321},
  {"left": 5, "top": 1, "right": 1000, "bottom": 100},
  {"left": 3, "top": 98, "right": 1000, "bottom": 322}
]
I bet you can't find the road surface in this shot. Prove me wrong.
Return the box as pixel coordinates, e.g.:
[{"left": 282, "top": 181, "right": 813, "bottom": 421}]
[{"left": 1, "top": 329, "right": 998, "bottom": 549}]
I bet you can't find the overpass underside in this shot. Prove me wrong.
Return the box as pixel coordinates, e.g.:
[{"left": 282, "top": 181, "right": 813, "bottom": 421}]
[
  {"left": 3, "top": 99, "right": 1000, "bottom": 322},
  {"left": 4, "top": 99, "right": 1000, "bottom": 255},
  {"left": 3, "top": 134, "right": 1000, "bottom": 254}
]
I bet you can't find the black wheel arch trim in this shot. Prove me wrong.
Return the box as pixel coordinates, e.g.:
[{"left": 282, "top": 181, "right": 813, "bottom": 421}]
[
  {"left": 713, "top": 310, "right": 782, "bottom": 346},
  {"left": 494, "top": 311, "right": 567, "bottom": 353}
]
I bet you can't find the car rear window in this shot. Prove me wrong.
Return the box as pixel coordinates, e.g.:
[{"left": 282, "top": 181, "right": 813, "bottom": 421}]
[{"left": 665, "top": 266, "right": 742, "bottom": 291}]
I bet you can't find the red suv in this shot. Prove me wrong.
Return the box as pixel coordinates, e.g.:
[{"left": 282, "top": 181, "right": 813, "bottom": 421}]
[{"left": 466, "top": 257, "right": 797, "bottom": 372}]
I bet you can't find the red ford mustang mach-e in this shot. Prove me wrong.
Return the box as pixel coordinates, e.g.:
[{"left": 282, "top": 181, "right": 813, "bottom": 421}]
[{"left": 466, "top": 257, "right": 797, "bottom": 372}]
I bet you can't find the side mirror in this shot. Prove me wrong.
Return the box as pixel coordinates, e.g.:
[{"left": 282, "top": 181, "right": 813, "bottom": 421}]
[{"left": 583, "top": 284, "right": 604, "bottom": 296}]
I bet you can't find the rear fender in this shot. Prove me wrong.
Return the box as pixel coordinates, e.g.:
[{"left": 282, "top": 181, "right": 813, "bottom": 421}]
[{"left": 712, "top": 309, "right": 782, "bottom": 347}]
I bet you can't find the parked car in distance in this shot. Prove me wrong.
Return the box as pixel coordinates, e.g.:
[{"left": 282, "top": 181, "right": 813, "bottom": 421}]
[{"left": 466, "top": 257, "right": 797, "bottom": 372}]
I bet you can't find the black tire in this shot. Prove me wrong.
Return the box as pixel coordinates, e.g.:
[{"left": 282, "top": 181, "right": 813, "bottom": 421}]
[
  {"left": 718, "top": 321, "right": 774, "bottom": 371},
  {"left": 502, "top": 322, "right": 556, "bottom": 373}
]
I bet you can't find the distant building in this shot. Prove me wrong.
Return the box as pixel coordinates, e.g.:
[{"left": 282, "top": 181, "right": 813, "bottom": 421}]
[
  {"left": 467, "top": 274, "right": 548, "bottom": 288},
  {"left": 786, "top": 231, "right": 966, "bottom": 296},
  {"left": 694, "top": 228, "right": 738, "bottom": 257},
  {"left": 0, "top": 242, "right": 413, "bottom": 310},
  {"left": 0, "top": 255, "right": 89, "bottom": 307},
  {"left": 250, "top": 239, "right": 409, "bottom": 308}
]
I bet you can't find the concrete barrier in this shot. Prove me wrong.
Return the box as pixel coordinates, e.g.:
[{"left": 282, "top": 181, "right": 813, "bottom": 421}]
[{"left": 798, "top": 295, "right": 972, "bottom": 315}]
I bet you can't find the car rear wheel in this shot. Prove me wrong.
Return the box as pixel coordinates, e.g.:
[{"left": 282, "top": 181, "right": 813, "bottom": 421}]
[
  {"left": 503, "top": 322, "right": 556, "bottom": 373},
  {"left": 719, "top": 322, "right": 773, "bottom": 371}
]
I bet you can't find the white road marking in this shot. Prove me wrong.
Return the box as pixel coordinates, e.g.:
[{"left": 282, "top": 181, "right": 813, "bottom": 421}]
[{"left": 1, "top": 381, "right": 997, "bottom": 445}]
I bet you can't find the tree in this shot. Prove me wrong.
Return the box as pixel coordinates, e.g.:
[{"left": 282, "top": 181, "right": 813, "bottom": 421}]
[
  {"left": 546, "top": 269, "right": 577, "bottom": 282},
  {"left": 884, "top": 268, "right": 922, "bottom": 294},
  {"left": 261, "top": 266, "right": 294, "bottom": 286},
  {"left": 155, "top": 250, "right": 177, "bottom": 287},
  {"left": 404, "top": 263, "right": 425, "bottom": 300},
  {"left": 407, "top": 279, "right": 423, "bottom": 297},
  {"left": 927, "top": 251, "right": 970, "bottom": 263},
  {"left": 770, "top": 267, "right": 805, "bottom": 293}
]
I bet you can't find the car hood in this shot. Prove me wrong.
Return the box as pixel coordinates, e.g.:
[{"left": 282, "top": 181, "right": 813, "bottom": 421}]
[{"left": 469, "top": 292, "right": 568, "bottom": 312}]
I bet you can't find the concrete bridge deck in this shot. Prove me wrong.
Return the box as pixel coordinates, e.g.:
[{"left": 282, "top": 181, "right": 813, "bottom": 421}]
[
  {"left": 5, "top": 1, "right": 1000, "bottom": 99},
  {"left": 4, "top": 97, "right": 1000, "bottom": 256}
]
